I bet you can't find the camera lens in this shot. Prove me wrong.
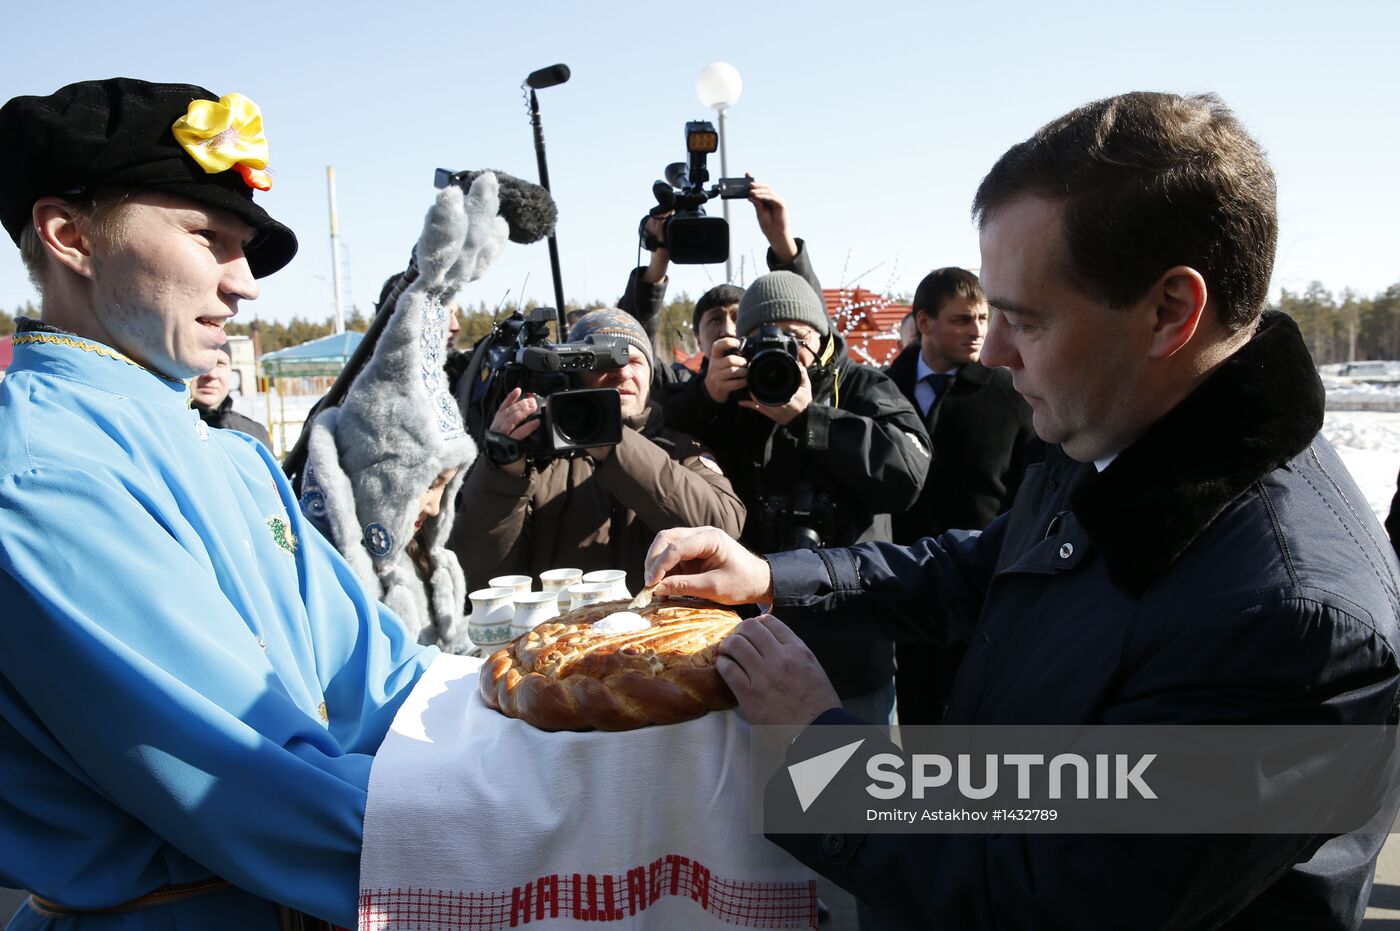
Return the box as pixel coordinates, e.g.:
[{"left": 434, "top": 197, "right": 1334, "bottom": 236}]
[
  {"left": 748, "top": 351, "right": 802, "bottom": 406},
  {"left": 551, "top": 394, "right": 606, "bottom": 445}
]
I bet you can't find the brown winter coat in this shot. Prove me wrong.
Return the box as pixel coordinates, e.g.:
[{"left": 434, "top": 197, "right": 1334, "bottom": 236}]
[{"left": 449, "top": 402, "right": 745, "bottom": 595}]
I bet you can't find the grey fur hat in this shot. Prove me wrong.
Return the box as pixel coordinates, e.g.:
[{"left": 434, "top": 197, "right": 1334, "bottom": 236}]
[
  {"left": 301, "top": 177, "right": 507, "bottom": 651},
  {"left": 736, "top": 270, "right": 830, "bottom": 336}
]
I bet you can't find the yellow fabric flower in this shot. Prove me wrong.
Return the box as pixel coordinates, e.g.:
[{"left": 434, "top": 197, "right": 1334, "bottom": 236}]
[{"left": 171, "top": 93, "right": 273, "bottom": 191}]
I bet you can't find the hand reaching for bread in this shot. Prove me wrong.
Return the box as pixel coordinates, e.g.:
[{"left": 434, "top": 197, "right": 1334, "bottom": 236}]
[
  {"left": 644, "top": 527, "right": 773, "bottom": 605},
  {"left": 645, "top": 528, "right": 841, "bottom": 727}
]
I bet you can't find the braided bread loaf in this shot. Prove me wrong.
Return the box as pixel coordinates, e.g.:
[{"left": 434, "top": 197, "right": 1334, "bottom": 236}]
[{"left": 478, "top": 597, "right": 742, "bottom": 731}]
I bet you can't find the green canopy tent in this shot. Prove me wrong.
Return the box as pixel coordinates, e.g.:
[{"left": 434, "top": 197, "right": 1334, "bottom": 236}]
[
  {"left": 258, "top": 331, "right": 365, "bottom": 456},
  {"left": 259, "top": 331, "right": 364, "bottom": 378}
]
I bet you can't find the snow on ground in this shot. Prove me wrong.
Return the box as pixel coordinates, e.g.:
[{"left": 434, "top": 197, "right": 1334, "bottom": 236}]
[
  {"left": 1323, "top": 409, "right": 1400, "bottom": 519},
  {"left": 1324, "top": 379, "right": 1400, "bottom": 520}
]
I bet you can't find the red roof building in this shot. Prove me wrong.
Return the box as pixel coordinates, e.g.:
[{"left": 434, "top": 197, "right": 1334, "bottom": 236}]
[
  {"left": 662, "top": 286, "right": 912, "bottom": 377},
  {"left": 824, "top": 288, "right": 909, "bottom": 368}
]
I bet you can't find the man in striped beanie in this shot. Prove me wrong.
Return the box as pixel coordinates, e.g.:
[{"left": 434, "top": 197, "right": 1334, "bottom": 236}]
[{"left": 449, "top": 307, "right": 746, "bottom": 596}]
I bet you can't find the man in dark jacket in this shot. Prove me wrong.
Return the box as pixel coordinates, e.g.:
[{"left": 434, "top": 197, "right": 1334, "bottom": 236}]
[
  {"left": 885, "top": 267, "right": 1035, "bottom": 723},
  {"left": 663, "top": 271, "right": 930, "bottom": 729},
  {"left": 192, "top": 344, "right": 273, "bottom": 448},
  {"left": 645, "top": 91, "right": 1400, "bottom": 929}
]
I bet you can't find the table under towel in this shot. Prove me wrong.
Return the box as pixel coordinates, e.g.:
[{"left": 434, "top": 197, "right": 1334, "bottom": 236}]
[{"left": 358, "top": 653, "right": 819, "bottom": 929}]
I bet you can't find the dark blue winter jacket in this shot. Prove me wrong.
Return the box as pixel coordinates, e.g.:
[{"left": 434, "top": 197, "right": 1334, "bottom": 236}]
[{"left": 764, "top": 311, "right": 1400, "bottom": 929}]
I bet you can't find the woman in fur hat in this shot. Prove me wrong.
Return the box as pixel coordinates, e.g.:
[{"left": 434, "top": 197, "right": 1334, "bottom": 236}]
[{"left": 300, "top": 176, "right": 509, "bottom": 651}]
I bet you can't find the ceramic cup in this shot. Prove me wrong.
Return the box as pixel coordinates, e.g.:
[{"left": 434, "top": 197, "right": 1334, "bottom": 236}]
[
  {"left": 566, "top": 582, "right": 614, "bottom": 612},
  {"left": 489, "top": 574, "right": 533, "bottom": 597},
  {"left": 540, "top": 568, "right": 583, "bottom": 591},
  {"left": 540, "top": 568, "right": 583, "bottom": 610},
  {"left": 468, "top": 586, "right": 515, "bottom": 653},
  {"left": 582, "top": 569, "right": 630, "bottom": 602},
  {"left": 510, "top": 590, "right": 560, "bottom": 639}
]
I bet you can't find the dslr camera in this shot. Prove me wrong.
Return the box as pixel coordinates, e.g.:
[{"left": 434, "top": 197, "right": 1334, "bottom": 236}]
[
  {"left": 461, "top": 307, "right": 629, "bottom": 463},
  {"left": 728, "top": 325, "right": 803, "bottom": 406},
  {"left": 758, "top": 482, "right": 836, "bottom": 552},
  {"left": 640, "top": 121, "right": 752, "bottom": 265}
]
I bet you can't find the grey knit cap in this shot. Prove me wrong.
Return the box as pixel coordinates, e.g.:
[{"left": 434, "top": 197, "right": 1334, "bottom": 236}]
[
  {"left": 568, "top": 308, "right": 654, "bottom": 371},
  {"left": 736, "top": 271, "right": 830, "bottom": 336}
]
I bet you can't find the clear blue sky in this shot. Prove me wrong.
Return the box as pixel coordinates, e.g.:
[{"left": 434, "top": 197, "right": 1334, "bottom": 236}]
[{"left": 2, "top": 0, "right": 1396, "bottom": 325}]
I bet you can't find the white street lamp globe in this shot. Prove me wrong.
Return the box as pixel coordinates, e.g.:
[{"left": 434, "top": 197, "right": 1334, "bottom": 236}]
[{"left": 696, "top": 62, "right": 742, "bottom": 111}]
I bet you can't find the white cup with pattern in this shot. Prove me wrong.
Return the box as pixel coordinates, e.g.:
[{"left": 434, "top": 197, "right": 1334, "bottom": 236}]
[
  {"left": 489, "top": 575, "right": 533, "bottom": 597},
  {"left": 510, "top": 591, "right": 560, "bottom": 639},
  {"left": 566, "top": 582, "right": 613, "bottom": 612},
  {"left": 468, "top": 586, "right": 515, "bottom": 653},
  {"left": 540, "top": 568, "right": 583, "bottom": 610},
  {"left": 582, "top": 569, "right": 630, "bottom": 602}
]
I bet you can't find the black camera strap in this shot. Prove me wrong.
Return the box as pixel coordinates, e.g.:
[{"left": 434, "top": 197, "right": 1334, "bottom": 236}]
[{"left": 484, "top": 431, "right": 524, "bottom": 466}]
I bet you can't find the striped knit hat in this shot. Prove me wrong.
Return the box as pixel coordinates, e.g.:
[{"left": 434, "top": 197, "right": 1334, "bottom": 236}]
[{"left": 568, "top": 308, "right": 654, "bottom": 371}]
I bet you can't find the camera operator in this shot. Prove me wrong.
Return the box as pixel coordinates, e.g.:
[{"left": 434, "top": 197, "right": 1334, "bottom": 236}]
[
  {"left": 448, "top": 309, "right": 744, "bottom": 595},
  {"left": 663, "top": 271, "right": 930, "bottom": 726},
  {"left": 618, "top": 177, "right": 821, "bottom": 391}
]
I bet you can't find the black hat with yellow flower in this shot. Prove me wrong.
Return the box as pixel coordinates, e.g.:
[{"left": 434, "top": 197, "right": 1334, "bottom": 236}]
[{"left": 0, "top": 77, "right": 297, "bottom": 277}]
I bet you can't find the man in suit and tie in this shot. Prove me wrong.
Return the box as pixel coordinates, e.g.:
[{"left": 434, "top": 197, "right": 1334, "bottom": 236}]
[{"left": 884, "top": 266, "right": 1036, "bottom": 723}]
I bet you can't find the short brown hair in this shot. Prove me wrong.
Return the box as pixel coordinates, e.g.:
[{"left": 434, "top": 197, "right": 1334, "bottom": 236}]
[
  {"left": 912, "top": 267, "right": 984, "bottom": 319},
  {"left": 972, "top": 92, "right": 1276, "bottom": 332},
  {"left": 18, "top": 188, "right": 134, "bottom": 293}
]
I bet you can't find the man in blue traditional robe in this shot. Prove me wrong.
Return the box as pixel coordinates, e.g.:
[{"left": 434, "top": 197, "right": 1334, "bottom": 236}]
[{"left": 0, "top": 78, "right": 434, "bottom": 930}]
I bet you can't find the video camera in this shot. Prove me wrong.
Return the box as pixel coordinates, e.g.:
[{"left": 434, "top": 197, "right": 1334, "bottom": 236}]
[
  {"left": 462, "top": 307, "right": 629, "bottom": 464},
  {"left": 728, "top": 325, "right": 803, "bottom": 406},
  {"left": 641, "top": 121, "right": 752, "bottom": 265}
]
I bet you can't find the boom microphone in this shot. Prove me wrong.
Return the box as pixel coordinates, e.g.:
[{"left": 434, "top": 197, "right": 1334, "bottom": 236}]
[
  {"left": 522, "top": 64, "right": 570, "bottom": 327},
  {"left": 526, "top": 64, "right": 571, "bottom": 90},
  {"left": 437, "top": 169, "right": 558, "bottom": 244}
]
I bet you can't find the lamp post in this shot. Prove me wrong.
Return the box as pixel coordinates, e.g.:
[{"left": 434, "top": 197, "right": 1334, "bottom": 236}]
[{"left": 696, "top": 62, "right": 742, "bottom": 283}]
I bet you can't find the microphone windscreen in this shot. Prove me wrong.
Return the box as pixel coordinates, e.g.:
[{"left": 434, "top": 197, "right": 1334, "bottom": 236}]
[
  {"left": 526, "top": 64, "right": 571, "bottom": 90},
  {"left": 451, "top": 170, "right": 558, "bottom": 244}
]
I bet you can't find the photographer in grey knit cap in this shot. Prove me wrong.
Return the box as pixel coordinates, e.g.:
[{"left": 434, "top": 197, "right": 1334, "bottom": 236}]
[
  {"left": 300, "top": 175, "right": 509, "bottom": 651},
  {"left": 449, "top": 308, "right": 746, "bottom": 596},
  {"left": 660, "top": 269, "right": 930, "bottom": 741}
]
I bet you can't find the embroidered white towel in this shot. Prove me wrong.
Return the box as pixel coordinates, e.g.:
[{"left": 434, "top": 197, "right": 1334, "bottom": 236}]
[{"left": 358, "top": 653, "right": 817, "bottom": 930}]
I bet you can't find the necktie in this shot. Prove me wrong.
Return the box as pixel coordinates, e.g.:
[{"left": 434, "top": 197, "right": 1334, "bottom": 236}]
[
  {"left": 920, "top": 372, "right": 954, "bottom": 420},
  {"left": 923, "top": 371, "right": 954, "bottom": 398}
]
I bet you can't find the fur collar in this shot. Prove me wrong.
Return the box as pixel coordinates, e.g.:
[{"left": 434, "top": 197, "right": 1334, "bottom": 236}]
[{"left": 1069, "top": 311, "right": 1324, "bottom": 596}]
